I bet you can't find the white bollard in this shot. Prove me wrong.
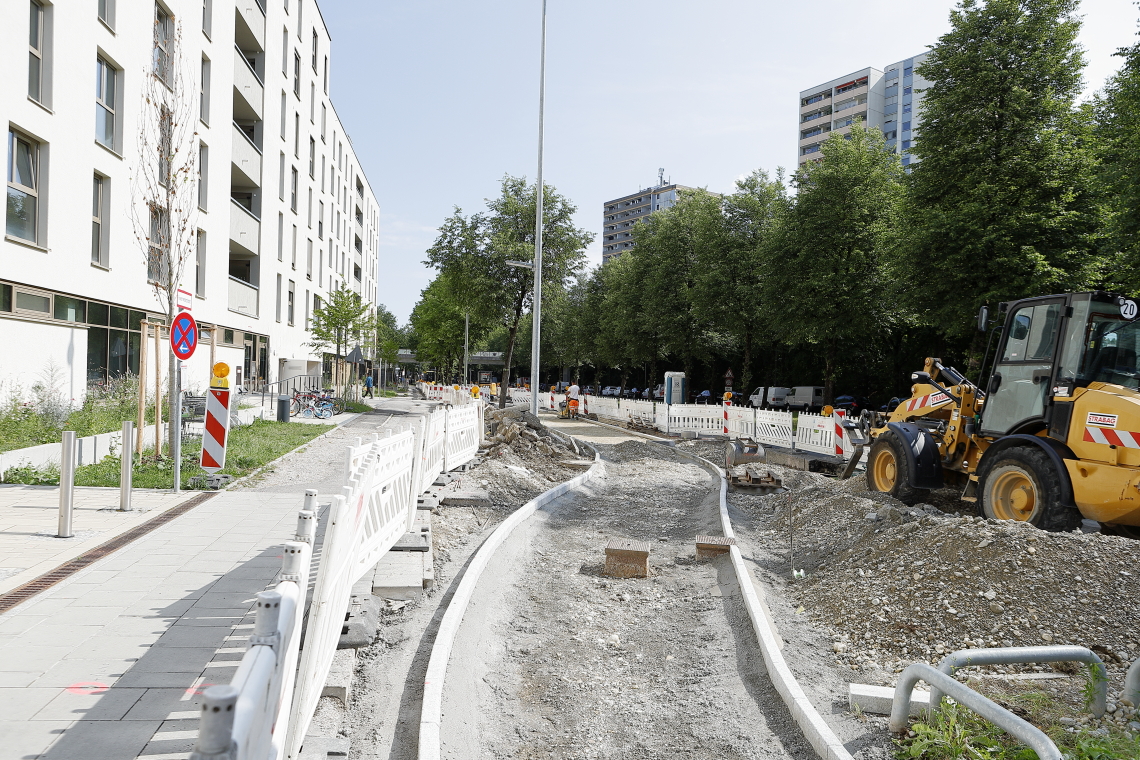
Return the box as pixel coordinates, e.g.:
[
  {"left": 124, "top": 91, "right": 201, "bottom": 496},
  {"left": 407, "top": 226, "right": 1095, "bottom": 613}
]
[
  {"left": 249, "top": 590, "right": 282, "bottom": 649},
  {"left": 295, "top": 509, "right": 316, "bottom": 544},
  {"left": 303, "top": 488, "right": 318, "bottom": 513},
  {"left": 119, "top": 420, "right": 134, "bottom": 512},
  {"left": 57, "top": 431, "right": 77, "bottom": 538},
  {"left": 190, "top": 684, "right": 238, "bottom": 760},
  {"left": 281, "top": 540, "right": 308, "bottom": 581}
]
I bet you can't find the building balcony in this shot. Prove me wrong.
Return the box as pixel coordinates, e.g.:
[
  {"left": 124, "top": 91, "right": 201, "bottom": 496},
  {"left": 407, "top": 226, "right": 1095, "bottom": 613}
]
[
  {"left": 833, "top": 83, "right": 869, "bottom": 100},
  {"left": 230, "top": 199, "right": 261, "bottom": 257},
  {"left": 228, "top": 276, "right": 259, "bottom": 318},
  {"left": 800, "top": 94, "right": 831, "bottom": 114},
  {"left": 231, "top": 122, "right": 262, "bottom": 188},
  {"left": 235, "top": 0, "right": 266, "bottom": 51},
  {"left": 799, "top": 131, "right": 830, "bottom": 148},
  {"left": 233, "top": 48, "right": 264, "bottom": 121}
]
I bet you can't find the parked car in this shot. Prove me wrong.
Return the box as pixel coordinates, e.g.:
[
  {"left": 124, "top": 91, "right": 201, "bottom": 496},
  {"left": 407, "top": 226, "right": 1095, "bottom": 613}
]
[
  {"left": 694, "top": 390, "right": 713, "bottom": 404},
  {"left": 834, "top": 395, "right": 871, "bottom": 416},
  {"left": 624, "top": 387, "right": 640, "bottom": 399},
  {"left": 787, "top": 386, "right": 825, "bottom": 412},
  {"left": 640, "top": 387, "right": 651, "bottom": 399},
  {"left": 652, "top": 384, "right": 664, "bottom": 400},
  {"left": 748, "top": 387, "right": 791, "bottom": 409},
  {"left": 602, "top": 386, "right": 621, "bottom": 397}
]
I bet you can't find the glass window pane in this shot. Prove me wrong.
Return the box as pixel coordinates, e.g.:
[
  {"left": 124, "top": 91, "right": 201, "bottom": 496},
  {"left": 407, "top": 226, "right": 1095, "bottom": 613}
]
[
  {"left": 92, "top": 221, "right": 101, "bottom": 262},
  {"left": 108, "top": 330, "right": 129, "bottom": 376},
  {"left": 87, "top": 326, "right": 108, "bottom": 383},
  {"left": 29, "top": 2, "right": 40, "bottom": 46},
  {"left": 130, "top": 310, "right": 146, "bottom": 330},
  {"left": 14, "top": 139, "right": 34, "bottom": 188},
  {"left": 97, "top": 104, "right": 115, "bottom": 148},
  {"left": 6, "top": 188, "right": 36, "bottom": 240},
  {"left": 92, "top": 176, "right": 102, "bottom": 216},
  {"left": 54, "top": 295, "right": 86, "bottom": 322},
  {"left": 0, "top": 284, "right": 12, "bottom": 311},
  {"left": 28, "top": 54, "right": 41, "bottom": 101},
  {"left": 109, "top": 305, "right": 128, "bottom": 328},
  {"left": 128, "top": 331, "right": 141, "bottom": 374},
  {"left": 87, "top": 301, "right": 109, "bottom": 324},
  {"left": 16, "top": 291, "right": 50, "bottom": 312}
]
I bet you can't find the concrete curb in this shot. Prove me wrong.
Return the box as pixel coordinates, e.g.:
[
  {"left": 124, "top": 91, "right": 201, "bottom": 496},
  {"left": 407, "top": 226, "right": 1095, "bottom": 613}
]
[
  {"left": 417, "top": 444, "right": 605, "bottom": 759},
  {"left": 564, "top": 414, "right": 678, "bottom": 446},
  {"left": 678, "top": 451, "right": 856, "bottom": 760}
]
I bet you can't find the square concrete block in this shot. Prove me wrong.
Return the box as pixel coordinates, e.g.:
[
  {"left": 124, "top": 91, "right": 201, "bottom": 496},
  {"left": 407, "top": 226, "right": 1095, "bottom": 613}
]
[
  {"left": 695, "top": 535, "right": 736, "bottom": 560},
  {"left": 848, "top": 683, "right": 930, "bottom": 716},
  {"left": 322, "top": 649, "right": 356, "bottom": 705},
  {"left": 604, "top": 539, "right": 651, "bottom": 579},
  {"left": 372, "top": 552, "right": 424, "bottom": 600}
]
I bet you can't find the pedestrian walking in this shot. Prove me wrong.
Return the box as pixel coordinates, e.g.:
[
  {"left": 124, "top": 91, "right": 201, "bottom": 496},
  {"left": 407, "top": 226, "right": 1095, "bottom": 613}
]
[{"left": 363, "top": 373, "right": 374, "bottom": 398}]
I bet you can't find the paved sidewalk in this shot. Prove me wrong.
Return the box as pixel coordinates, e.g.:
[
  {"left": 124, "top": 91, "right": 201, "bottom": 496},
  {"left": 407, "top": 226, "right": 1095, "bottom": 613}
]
[
  {"left": 0, "top": 489, "right": 310, "bottom": 760},
  {"left": 0, "top": 487, "right": 202, "bottom": 596}
]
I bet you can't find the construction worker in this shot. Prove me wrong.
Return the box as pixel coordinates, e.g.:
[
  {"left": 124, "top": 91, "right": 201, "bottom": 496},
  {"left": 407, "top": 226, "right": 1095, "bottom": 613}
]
[{"left": 567, "top": 381, "right": 580, "bottom": 419}]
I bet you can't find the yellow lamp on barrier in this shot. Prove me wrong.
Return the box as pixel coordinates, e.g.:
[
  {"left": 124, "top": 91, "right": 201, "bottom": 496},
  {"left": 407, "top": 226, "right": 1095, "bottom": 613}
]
[
  {"left": 723, "top": 391, "right": 734, "bottom": 402},
  {"left": 210, "top": 362, "right": 230, "bottom": 389},
  {"left": 471, "top": 385, "right": 481, "bottom": 398},
  {"left": 822, "top": 405, "right": 834, "bottom": 417}
]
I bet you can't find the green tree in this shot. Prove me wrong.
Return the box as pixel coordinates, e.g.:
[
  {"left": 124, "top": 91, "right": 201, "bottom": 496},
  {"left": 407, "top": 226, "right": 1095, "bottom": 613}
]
[
  {"left": 308, "top": 286, "right": 370, "bottom": 393},
  {"left": 424, "top": 175, "right": 592, "bottom": 405},
  {"left": 409, "top": 275, "right": 469, "bottom": 380},
  {"left": 762, "top": 122, "right": 906, "bottom": 403},
  {"left": 903, "top": 0, "right": 1102, "bottom": 340},
  {"left": 1097, "top": 9, "right": 1140, "bottom": 290}
]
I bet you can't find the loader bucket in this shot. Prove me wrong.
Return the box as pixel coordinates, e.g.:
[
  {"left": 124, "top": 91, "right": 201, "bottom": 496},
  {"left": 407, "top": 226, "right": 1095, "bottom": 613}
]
[{"left": 726, "top": 438, "right": 766, "bottom": 469}]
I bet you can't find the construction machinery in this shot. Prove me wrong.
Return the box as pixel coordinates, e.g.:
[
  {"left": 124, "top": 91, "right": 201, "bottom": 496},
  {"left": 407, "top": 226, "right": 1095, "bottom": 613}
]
[{"left": 862, "top": 291, "right": 1140, "bottom": 535}]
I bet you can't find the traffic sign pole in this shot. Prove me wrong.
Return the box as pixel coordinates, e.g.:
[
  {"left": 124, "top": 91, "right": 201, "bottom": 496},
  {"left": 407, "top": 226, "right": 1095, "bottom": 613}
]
[{"left": 168, "top": 312, "right": 197, "bottom": 495}]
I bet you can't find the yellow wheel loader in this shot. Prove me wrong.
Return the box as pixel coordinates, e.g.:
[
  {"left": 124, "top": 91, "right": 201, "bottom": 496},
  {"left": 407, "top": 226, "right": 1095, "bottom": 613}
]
[{"left": 861, "top": 291, "right": 1140, "bottom": 535}]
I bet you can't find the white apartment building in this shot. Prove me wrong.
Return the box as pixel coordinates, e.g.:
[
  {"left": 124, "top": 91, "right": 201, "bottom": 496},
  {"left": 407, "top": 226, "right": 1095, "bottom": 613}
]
[
  {"left": 601, "top": 178, "right": 693, "bottom": 263},
  {"left": 797, "top": 52, "right": 930, "bottom": 169},
  {"left": 1, "top": 0, "right": 380, "bottom": 399}
]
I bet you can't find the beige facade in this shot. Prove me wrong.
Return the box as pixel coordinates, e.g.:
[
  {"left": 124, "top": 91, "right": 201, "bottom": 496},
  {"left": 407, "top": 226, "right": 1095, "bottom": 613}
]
[{"left": 601, "top": 183, "right": 691, "bottom": 263}]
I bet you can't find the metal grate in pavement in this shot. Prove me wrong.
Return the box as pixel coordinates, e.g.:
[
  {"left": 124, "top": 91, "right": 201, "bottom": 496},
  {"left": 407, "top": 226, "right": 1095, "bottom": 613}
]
[{"left": 0, "top": 491, "right": 219, "bottom": 614}]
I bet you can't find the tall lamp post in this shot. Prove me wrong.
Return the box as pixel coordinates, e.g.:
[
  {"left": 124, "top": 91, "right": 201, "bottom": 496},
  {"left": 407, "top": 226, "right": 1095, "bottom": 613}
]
[{"left": 529, "top": 0, "right": 548, "bottom": 418}]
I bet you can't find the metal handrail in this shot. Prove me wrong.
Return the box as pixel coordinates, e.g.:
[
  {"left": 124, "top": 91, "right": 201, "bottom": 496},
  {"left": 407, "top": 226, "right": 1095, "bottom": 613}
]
[
  {"left": 254, "top": 373, "right": 326, "bottom": 408},
  {"left": 890, "top": 663, "right": 1062, "bottom": 760},
  {"left": 931, "top": 646, "right": 1107, "bottom": 718}
]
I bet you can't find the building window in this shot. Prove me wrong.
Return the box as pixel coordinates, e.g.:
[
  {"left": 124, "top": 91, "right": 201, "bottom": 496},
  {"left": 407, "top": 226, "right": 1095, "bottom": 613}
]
[
  {"left": 318, "top": 201, "right": 324, "bottom": 238},
  {"left": 290, "top": 167, "right": 298, "bottom": 211},
  {"left": 902, "top": 121, "right": 912, "bottom": 132},
  {"left": 311, "top": 29, "right": 318, "bottom": 70},
  {"left": 903, "top": 103, "right": 912, "bottom": 114},
  {"left": 321, "top": 104, "right": 326, "bottom": 140},
  {"left": 291, "top": 224, "right": 297, "bottom": 267},
  {"left": 306, "top": 239, "right": 312, "bottom": 279},
  {"left": 308, "top": 138, "right": 316, "bottom": 177},
  {"left": 99, "top": 0, "right": 115, "bottom": 27},
  {"left": 148, "top": 204, "right": 170, "bottom": 283},
  {"left": 158, "top": 105, "right": 173, "bottom": 186},
  {"left": 278, "top": 152, "right": 285, "bottom": 200},
  {"left": 293, "top": 50, "right": 301, "bottom": 97},
  {"left": 310, "top": 82, "right": 315, "bottom": 121},
  {"left": 307, "top": 188, "right": 312, "bottom": 227},
  {"left": 294, "top": 113, "right": 300, "bottom": 156},
  {"left": 277, "top": 212, "right": 284, "bottom": 260},
  {"left": 201, "top": 0, "right": 211, "bottom": 36},
  {"left": 6, "top": 129, "right": 40, "bottom": 243},
  {"left": 322, "top": 155, "right": 326, "bottom": 191},
  {"left": 323, "top": 55, "right": 328, "bottom": 94},
  {"left": 91, "top": 175, "right": 105, "bottom": 265},
  {"left": 282, "top": 27, "right": 289, "bottom": 74},
  {"left": 195, "top": 230, "right": 206, "bottom": 296},
  {"left": 275, "top": 273, "right": 282, "bottom": 321},
  {"left": 29, "top": 1, "right": 45, "bottom": 102},
  {"left": 154, "top": 4, "right": 172, "bottom": 84},
  {"left": 198, "top": 143, "right": 208, "bottom": 209},
  {"left": 280, "top": 91, "right": 287, "bottom": 138},
  {"left": 200, "top": 56, "right": 211, "bottom": 123},
  {"left": 902, "top": 139, "right": 912, "bottom": 150},
  {"left": 287, "top": 280, "right": 295, "bottom": 324}
]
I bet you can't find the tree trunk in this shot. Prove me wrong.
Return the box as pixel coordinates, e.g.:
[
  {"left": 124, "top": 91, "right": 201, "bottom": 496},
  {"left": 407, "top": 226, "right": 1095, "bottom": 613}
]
[{"left": 740, "top": 329, "right": 753, "bottom": 396}]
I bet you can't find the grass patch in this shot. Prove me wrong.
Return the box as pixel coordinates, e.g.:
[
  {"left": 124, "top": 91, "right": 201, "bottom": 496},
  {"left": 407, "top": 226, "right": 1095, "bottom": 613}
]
[
  {"left": 895, "top": 700, "right": 1140, "bottom": 760},
  {"left": 344, "top": 400, "right": 372, "bottom": 413},
  {"left": 2, "top": 420, "right": 330, "bottom": 489}
]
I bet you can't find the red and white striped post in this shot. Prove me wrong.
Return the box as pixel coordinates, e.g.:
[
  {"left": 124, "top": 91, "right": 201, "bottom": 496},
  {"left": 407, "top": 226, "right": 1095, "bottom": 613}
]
[
  {"left": 834, "top": 409, "right": 846, "bottom": 457},
  {"left": 723, "top": 393, "right": 731, "bottom": 436},
  {"left": 550, "top": 390, "right": 555, "bottom": 411},
  {"left": 201, "top": 363, "right": 232, "bottom": 474}
]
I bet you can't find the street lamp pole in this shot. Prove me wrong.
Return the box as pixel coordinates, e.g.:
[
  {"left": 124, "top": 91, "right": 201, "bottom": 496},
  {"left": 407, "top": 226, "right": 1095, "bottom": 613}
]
[
  {"left": 529, "top": 0, "right": 547, "bottom": 418},
  {"left": 464, "top": 312, "right": 469, "bottom": 385}
]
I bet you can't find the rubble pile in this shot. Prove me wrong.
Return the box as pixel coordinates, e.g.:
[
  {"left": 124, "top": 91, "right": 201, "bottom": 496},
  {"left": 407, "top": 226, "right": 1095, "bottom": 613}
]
[{"left": 729, "top": 466, "right": 1140, "bottom": 680}]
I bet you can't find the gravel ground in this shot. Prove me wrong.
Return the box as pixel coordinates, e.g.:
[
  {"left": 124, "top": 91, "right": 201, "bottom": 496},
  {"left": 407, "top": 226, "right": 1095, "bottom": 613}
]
[
  {"left": 720, "top": 452, "right": 1140, "bottom": 738},
  {"left": 434, "top": 434, "right": 886, "bottom": 760}
]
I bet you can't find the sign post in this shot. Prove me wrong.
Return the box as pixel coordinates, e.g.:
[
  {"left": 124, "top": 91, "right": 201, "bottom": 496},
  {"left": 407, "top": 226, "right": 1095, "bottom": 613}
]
[
  {"left": 170, "top": 312, "right": 198, "bottom": 494},
  {"left": 201, "top": 362, "right": 232, "bottom": 476}
]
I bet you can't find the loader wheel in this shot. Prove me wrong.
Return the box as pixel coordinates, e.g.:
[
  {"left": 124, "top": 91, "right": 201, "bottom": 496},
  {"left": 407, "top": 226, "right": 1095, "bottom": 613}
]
[
  {"left": 866, "top": 433, "right": 929, "bottom": 506},
  {"left": 979, "top": 447, "right": 1080, "bottom": 532}
]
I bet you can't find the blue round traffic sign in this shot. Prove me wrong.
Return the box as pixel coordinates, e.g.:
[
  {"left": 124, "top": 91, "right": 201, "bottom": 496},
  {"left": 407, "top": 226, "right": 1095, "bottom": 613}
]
[{"left": 170, "top": 312, "right": 198, "bottom": 360}]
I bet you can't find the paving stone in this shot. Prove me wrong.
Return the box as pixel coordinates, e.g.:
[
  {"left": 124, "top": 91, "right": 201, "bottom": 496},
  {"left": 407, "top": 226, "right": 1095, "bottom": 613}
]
[
  {"left": 0, "top": 686, "right": 62, "bottom": 721},
  {"left": 372, "top": 552, "right": 424, "bottom": 599},
  {"left": 40, "top": 718, "right": 162, "bottom": 759},
  {"left": 34, "top": 685, "right": 146, "bottom": 721}
]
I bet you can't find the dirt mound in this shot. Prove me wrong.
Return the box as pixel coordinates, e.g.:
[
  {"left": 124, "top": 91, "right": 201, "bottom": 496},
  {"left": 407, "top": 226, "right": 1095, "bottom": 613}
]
[{"left": 729, "top": 465, "right": 1140, "bottom": 680}]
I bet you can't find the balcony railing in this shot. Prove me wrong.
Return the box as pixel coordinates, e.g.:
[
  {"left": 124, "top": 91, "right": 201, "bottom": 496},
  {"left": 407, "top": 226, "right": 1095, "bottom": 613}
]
[
  {"left": 228, "top": 276, "right": 259, "bottom": 318},
  {"left": 231, "top": 122, "right": 263, "bottom": 188},
  {"left": 230, "top": 198, "right": 261, "bottom": 257},
  {"left": 233, "top": 47, "right": 264, "bottom": 121}
]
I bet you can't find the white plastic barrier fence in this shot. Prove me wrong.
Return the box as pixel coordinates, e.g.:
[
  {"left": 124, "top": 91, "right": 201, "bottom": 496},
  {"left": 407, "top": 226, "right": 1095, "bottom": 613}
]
[
  {"left": 725, "top": 405, "right": 755, "bottom": 439},
  {"left": 443, "top": 403, "right": 481, "bottom": 472},
  {"left": 418, "top": 408, "right": 448, "bottom": 496},
  {"left": 755, "top": 410, "right": 795, "bottom": 449},
  {"left": 190, "top": 505, "right": 317, "bottom": 760},
  {"left": 794, "top": 412, "right": 836, "bottom": 456},
  {"left": 587, "top": 395, "right": 621, "bottom": 420},
  {"left": 287, "top": 430, "right": 417, "bottom": 758},
  {"left": 624, "top": 399, "right": 656, "bottom": 426},
  {"left": 661, "top": 404, "right": 724, "bottom": 434}
]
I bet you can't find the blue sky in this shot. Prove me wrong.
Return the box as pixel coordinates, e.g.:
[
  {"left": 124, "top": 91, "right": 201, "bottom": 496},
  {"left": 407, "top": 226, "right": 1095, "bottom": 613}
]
[{"left": 317, "top": 0, "right": 1140, "bottom": 324}]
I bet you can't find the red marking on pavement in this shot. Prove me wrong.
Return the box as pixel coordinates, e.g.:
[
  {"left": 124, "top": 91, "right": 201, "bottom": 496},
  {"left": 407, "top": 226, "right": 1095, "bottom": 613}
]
[
  {"left": 185, "top": 683, "right": 215, "bottom": 695},
  {"left": 66, "top": 681, "right": 109, "bottom": 695}
]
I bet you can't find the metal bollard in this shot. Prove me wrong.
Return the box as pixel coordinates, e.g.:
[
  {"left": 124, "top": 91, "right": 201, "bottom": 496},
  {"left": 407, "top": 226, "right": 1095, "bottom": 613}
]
[
  {"left": 189, "top": 684, "right": 239, "bottom": 760},
  {"left": 119, "top": 420, "right": 134, "bottom": 511},
  {"left": 57, "top": 431, "right": 76, "bottom": 538}
]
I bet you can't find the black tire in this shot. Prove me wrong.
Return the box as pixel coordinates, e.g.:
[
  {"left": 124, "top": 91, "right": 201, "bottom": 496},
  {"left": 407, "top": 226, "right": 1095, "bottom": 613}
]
[
  {"left": 865, "top": 432, "right": 930, "bottom": 505},
  {"left": 978, "top": 447, "right": 1081, "bottom": 532}
]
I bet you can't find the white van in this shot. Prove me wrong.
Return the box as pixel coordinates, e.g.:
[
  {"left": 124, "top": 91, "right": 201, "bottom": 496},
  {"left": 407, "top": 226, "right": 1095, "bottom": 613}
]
[
  {"left": 749, "top": 387, "right": 790, "bottom": 408},
  {"left": 787, "top": 386, "right": 824, "bottom": 412}
]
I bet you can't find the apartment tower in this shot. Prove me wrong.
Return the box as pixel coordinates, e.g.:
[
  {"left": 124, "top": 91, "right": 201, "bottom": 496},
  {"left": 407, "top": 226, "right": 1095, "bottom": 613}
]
[{"left": 601, "top": 173, "right": 693, "bottom": 263}]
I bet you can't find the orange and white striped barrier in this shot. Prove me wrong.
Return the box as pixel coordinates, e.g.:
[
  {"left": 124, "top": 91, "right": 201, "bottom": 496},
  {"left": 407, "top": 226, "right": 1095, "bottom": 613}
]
[
  {"left": 201, "top": 363, "right": 232, "bottom": 473},
  {"left": 723, "top": 398, "right": 731, "bottom": 435},
  {"left": 833, "top": 409, "right": 845, "bottom": 457}
]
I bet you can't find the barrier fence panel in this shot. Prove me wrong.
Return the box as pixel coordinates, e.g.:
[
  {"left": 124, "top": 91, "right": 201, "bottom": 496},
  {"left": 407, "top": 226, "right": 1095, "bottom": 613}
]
[
  {"left": 587, "top": 395, "right": 621, "bottom": 420},
  {"left": 795, "top": 412, "right": 835, "bottom": 456},
  {"left": 663, "top": 404, "right": 724, "bottom": 434},
  {"left": 191, "top": 508, "right": 315, "bottom": 760},
  {"left": 755, "top": 410, "right": 795, "bottom": 448},
  {"left": 725, "top": 406, "right": 755, "bottom": 439},
  {"left": 444, "top": 404, "right": 481, "bottom": 473},
  {"left": 418, "top": 408, "right": 447, "bottom": 496},
  {"left": 287, "top": 431, "right": 417, "bottom": 758},
  {"left": 624, "top": 399, "right": 656, "bottom": 426}
]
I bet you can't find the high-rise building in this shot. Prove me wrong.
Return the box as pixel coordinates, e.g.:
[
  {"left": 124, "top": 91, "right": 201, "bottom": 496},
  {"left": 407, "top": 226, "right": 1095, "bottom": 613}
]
[
  {"left": 601, "top": 175, "right": 692, "bottom": 263},
  {"left": 0, "top": 0, "right": 381, "bottom": 395},
  {"left": 797, "top": 52, "right": 930, "bottom": 169}
]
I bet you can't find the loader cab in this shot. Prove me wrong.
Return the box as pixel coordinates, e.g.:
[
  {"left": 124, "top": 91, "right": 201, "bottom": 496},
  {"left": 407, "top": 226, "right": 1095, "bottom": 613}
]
[{"left": 980, "top": 291, "right": 1140, "bottom": 438}]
